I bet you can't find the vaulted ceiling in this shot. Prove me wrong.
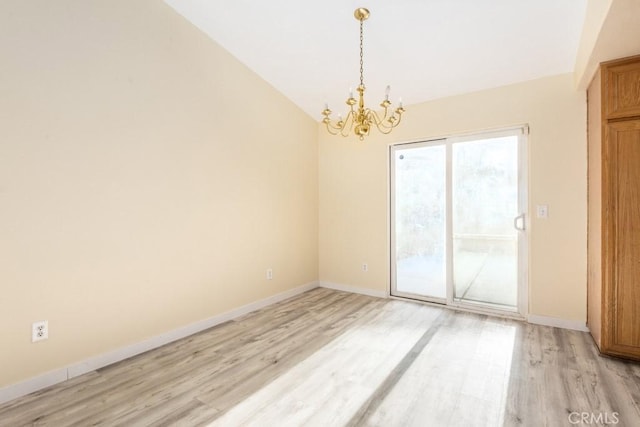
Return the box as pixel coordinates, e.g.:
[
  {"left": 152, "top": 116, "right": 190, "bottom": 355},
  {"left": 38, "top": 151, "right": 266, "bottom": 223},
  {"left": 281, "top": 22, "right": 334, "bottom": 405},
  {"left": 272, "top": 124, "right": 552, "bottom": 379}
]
[{"left": 164, "top": 0, "right": 588, "bottom": 119}]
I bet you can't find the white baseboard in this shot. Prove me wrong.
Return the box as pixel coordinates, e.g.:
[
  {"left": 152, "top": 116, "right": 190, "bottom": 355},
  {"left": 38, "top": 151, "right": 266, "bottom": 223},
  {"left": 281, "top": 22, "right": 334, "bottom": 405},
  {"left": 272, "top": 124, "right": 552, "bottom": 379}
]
[
  {"left": 319, "top": 281, "right": 387, "bottom": 299},
  {"left": 0, "top": 369, "right": 68, "bottom": 407},
  {"left": 527, "top": 314, "right": 589, "bottom": 332},
  {"left": 0, "top": 283, "right": 587, "bottom": 405},
  {"left": 0, "top": 281, "right": 319, "bottom": 405}
]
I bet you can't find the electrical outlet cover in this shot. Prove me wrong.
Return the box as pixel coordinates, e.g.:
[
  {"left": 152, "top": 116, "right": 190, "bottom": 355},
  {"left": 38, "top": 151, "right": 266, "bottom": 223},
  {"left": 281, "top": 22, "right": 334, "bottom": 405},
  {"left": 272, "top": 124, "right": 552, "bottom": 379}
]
[{"left": 32, "top": 320, "right": 48, "bottom": 342}]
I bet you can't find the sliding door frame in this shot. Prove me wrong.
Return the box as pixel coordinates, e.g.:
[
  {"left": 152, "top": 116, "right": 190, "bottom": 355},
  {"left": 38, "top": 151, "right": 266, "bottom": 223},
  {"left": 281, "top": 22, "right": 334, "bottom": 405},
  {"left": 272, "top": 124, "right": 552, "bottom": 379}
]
[{"left": 389, "top": 126, "right": 529, "bottom": 318}]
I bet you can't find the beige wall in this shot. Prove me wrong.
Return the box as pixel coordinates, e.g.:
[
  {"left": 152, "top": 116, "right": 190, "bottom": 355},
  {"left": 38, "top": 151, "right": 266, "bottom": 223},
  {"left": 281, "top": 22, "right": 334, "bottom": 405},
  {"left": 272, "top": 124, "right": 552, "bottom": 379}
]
[
  {"left": 0, "top": 0, "right": 318, "bottom": 388},
  {"left": 574, "top": 0, "right": 613, "bottom": 88},
  {"left": 575, "top": 0, "right": 640, "bottom": 89},
  {"left": 319, "top": 73, "right": 587, "bottom": 322}
]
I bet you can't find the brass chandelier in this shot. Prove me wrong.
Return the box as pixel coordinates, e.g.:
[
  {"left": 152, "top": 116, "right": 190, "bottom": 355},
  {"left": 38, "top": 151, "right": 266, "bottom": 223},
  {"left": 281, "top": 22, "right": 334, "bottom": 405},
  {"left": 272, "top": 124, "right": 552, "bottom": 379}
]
[{"left": 322, "top": 7, "right": 405, "bottom": 141}]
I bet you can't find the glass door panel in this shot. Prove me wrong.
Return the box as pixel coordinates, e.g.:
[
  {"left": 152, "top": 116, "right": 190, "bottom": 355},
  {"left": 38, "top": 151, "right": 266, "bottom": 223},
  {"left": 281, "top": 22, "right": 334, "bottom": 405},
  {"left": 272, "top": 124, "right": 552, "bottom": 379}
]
[
  {"left": 392, "top": 144, "right": 446, "bottom": 299},
  {"left": 452, "top": 136, "right": 519, "bottom": 308},
  {"left": 391, "top": 128, "right": 527, "bottom": 315}
]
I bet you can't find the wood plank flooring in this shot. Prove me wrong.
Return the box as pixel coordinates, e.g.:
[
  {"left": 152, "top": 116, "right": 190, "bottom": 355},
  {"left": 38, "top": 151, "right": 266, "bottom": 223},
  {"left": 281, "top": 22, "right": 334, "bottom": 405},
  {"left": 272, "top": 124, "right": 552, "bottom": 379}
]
[{"left": 1, "top": 288, "right": 639, "bottom": 426}]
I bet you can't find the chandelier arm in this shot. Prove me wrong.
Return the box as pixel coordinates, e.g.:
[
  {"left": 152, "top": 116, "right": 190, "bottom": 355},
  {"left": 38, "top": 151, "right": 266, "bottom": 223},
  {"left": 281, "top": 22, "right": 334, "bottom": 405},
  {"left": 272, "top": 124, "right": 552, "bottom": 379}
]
[
  {"left": 324, "top": 117, "right": 342, "bottom": 131},
  {"left": 339, "top": 111, "right": 356, "bottom": 137},
  {"left": 324, "top": 106, "right": 360, "bottom": 136},
  {"left": 380, "top": 106, "right": 405, "bottom": 129},
  {"left": 369, "top": 109, "right": 393, "bottom": 131},
  {"left": 324, "top": 121, "right": 341, "bottom": 135},
  {"left": 367, "top": 108, "right": 381, "bottom": 124},
  {"left": 371, "top": 111, "right": 395, "bottom": 135},
  {"left": 392, "top": 111, "right": 404, "bottom": 127},
  {"left": 377, "top": 104, "right": 390, "bottom": 122},
  {"left": 383, "top": 113, "right": 403, "bottom": 131},
  {"left": 376, "top": 126, "right": 395, "bottom": 135}
]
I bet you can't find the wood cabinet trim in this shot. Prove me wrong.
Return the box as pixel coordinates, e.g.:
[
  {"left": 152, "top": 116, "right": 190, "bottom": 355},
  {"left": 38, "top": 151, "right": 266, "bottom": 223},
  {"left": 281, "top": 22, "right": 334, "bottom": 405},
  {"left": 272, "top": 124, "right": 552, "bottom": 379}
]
[{"left": 600, "top": 117, "right": 614, "bottom": 351}]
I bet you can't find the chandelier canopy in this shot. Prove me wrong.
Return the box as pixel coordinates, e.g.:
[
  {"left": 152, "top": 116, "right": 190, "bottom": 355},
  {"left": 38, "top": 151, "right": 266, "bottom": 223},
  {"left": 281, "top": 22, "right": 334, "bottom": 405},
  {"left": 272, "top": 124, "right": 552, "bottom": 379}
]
[{"left": 322, "top": 7, "right": 405, "bottom": 141}]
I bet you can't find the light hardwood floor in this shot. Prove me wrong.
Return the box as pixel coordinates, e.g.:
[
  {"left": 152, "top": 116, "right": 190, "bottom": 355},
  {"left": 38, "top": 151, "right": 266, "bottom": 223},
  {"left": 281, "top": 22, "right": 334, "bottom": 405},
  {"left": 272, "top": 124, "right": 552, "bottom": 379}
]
[{"left": 1, "top": 288, "right": 639, "bottom": 426}]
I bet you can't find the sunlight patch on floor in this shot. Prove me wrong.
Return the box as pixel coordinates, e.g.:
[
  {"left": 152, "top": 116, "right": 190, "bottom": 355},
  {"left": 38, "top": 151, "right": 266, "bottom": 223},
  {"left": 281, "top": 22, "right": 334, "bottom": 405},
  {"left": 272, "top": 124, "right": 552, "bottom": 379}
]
[
  {"left": 207, "top": 302, "right": 442, "bottom": 427},
  {"left": 366, "top": 316, "right": 517, "bottom": 427}
]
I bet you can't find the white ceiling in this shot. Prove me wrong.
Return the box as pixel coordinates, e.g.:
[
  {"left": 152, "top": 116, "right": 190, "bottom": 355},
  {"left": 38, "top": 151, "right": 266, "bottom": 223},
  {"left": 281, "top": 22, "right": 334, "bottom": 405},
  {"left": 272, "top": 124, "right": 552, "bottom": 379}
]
[{"left": 164, "top": 0, "right": 588, "bottom": 120}]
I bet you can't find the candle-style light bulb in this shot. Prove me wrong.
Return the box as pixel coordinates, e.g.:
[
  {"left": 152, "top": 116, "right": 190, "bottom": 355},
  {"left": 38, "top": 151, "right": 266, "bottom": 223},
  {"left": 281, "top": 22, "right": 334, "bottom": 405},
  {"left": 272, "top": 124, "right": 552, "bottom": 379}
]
[
  {"left": 349, "top": 87, "right": 354, "bottom": 98},
  {"left": 399, "top": 97, "right": 403, "bottom": 108},
  {"left": 385, "top": 85, "right": 391, "bottom": 101},
  {"left": 324, "top": 102, "right": 329, "bottom": 111}
]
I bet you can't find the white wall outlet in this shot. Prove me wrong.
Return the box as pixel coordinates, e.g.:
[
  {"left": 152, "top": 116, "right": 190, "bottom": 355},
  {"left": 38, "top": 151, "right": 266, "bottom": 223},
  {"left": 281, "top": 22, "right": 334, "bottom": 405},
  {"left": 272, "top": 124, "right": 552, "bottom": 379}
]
[
  {"left": 32, "top": 320, "right": 48, "bottom": 342},
  {"left": 536, "top": 204, "right": 549, "bottom": 219},
  {"left": 266, "top": 268, "right": 273, "bottom": 280},
  {"left": 362, "top": 263, "right": 368, "bottom": 272}
]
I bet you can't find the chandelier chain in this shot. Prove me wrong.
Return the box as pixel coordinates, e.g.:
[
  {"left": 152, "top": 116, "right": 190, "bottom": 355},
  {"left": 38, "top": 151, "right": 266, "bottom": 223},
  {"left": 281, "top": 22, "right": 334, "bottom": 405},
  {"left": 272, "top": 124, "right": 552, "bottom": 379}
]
[{"left": 359, "top": 18, "right": 364, "bottom": 87}]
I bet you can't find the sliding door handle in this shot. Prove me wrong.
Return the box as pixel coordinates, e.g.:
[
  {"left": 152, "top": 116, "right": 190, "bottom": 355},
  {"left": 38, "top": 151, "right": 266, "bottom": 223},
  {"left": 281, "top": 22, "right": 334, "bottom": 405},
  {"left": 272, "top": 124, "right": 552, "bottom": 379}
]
[{"left": 513, "top": 214, "right": 526, "bottom": 231}]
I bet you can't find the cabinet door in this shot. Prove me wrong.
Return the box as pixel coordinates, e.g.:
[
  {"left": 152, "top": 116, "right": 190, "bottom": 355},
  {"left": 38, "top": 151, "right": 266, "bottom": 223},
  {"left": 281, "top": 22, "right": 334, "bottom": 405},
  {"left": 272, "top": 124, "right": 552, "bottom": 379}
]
[
  {"left": 605, "top": 59, "right": 640, "bottom": 120},
  {"left": 604, "top": 119, "right": 640, "bottom": 358}
]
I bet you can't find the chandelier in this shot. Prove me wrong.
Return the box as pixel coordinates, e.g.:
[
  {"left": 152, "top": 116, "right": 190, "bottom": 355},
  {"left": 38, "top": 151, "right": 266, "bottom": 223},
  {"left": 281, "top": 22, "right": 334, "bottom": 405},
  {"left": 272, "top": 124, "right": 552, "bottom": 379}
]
[{"left": 322, "top": 7, "right": 405, "bottom": 141}]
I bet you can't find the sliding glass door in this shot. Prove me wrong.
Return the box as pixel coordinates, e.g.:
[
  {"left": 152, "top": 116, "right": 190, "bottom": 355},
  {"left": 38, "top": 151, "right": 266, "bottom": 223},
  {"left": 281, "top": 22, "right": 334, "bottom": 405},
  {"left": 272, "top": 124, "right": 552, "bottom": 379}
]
[{"left": 391, "top": 128, "right": 527, "bottom": 315}]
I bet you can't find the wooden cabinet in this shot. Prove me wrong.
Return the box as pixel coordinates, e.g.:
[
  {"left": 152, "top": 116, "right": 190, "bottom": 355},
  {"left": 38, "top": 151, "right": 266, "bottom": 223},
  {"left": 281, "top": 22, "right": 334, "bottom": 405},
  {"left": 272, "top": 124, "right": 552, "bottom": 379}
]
[{"left": 588, "top": 55, "right": 640, "bottom": 361}]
